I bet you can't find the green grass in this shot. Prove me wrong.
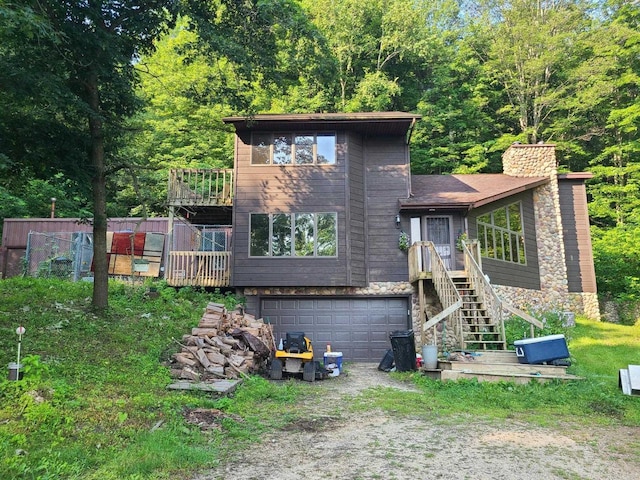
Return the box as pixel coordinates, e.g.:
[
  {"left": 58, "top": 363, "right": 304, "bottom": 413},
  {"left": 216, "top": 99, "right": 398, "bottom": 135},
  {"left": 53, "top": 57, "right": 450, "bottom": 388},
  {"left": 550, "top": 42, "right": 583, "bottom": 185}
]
[
  {"left": 1, "top": 277, "right": 639, "bottom": 479},
  {"left": 0, "top": 277, "right": 298, "bottom": 479},
  {"left": 351, "top": 316, "right": 640, "bottom": 426}
]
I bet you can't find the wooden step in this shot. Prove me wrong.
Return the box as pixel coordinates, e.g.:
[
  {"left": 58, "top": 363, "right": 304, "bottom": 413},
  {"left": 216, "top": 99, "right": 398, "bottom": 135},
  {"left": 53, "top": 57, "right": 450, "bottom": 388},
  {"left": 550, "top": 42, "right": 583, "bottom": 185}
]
[
  {"left": 440, "top": 360, "right": 569, "bottom": 376},
  {"left": 439, "top": 369, "right": 583, "bottom": 384},
  {"left": 467, "top": 350, "right": 520, "bottom": 363},
  {"left": 422, "top": 349, "right": 583, "bottom": 384}
]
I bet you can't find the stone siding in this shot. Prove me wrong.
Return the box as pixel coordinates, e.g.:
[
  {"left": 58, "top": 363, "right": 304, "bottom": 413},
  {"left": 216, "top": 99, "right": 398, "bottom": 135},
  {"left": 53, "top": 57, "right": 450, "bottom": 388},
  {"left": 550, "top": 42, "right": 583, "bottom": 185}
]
[
  {"left": 494, "top": 285, "right": 600, "bottom": 320},
  {"left": 501, "top": 144, "right": 600, "bottom": 318}
]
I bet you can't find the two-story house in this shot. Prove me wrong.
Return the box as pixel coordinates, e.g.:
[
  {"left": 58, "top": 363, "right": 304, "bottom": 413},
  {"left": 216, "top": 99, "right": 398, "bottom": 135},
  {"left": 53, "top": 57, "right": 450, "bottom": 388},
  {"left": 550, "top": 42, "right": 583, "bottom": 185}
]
[{"left": 164, "top": 112, "right": 599, "bottom": 362}]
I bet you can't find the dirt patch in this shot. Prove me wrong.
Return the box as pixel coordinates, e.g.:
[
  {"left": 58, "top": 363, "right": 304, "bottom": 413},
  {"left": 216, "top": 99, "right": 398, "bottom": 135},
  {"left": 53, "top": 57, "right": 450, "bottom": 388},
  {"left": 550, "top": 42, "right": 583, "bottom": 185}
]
[
  {"left": 183, "top": 408, "right": 243, "bottom": 431},
  {"left": 192, "top": 363, "right": 640, "bottom": 480}
]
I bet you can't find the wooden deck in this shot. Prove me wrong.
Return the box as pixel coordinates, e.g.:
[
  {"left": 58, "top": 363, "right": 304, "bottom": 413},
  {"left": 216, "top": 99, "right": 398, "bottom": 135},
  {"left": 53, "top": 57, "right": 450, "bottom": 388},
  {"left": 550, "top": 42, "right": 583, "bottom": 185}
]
[{"left": 422, "top": 350, "right": 583, "bottom": 384}]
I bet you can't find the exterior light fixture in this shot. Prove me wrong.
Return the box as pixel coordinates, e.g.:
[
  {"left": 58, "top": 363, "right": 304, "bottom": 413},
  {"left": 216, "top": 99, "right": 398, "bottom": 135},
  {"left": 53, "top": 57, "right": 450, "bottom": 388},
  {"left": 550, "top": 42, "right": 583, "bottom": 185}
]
[{"left": 395, "top": 214, "right": 401, "bottom": 228}]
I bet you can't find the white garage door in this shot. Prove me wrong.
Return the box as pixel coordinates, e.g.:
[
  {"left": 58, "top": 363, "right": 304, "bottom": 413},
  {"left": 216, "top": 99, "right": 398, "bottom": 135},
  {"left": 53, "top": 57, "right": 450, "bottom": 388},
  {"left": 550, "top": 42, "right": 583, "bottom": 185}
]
[{"left": 260, "top": 296, "right": 411, "bottom": 362}]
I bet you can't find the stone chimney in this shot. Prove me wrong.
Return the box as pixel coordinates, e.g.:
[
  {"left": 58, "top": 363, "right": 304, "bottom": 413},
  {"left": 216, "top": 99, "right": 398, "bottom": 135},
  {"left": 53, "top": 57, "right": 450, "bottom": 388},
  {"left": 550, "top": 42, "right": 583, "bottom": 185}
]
[
  {"left": 502, "top": 143, "right": 569, "bottom": 300},
  {"left": 502, "top": 143, "right": 557, "bottom": 177}
]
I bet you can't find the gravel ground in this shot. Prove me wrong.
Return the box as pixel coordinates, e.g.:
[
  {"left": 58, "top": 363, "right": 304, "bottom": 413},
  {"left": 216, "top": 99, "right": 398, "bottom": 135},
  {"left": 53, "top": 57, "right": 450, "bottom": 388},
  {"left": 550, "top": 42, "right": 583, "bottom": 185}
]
[{"left": 192, "top": 363, "right": 640, "bottom": 480}]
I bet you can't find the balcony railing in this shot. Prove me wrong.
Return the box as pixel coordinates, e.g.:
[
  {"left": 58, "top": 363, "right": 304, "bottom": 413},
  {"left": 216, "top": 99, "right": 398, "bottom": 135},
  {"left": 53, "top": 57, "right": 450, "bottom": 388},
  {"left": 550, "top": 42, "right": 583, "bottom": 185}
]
[
  {"left": 168, "top": 169, "right": 233, "bottom": 206},
  {"left": 165, "top": 251, "right": 231, "bottom": 287}
]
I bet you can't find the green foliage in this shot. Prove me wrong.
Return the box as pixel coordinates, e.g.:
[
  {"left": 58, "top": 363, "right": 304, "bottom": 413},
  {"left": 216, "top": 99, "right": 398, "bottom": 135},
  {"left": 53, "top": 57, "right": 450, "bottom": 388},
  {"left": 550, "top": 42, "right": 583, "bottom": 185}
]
[
  {"left": 346, "top": 71, "right": 402, "bottom": 112},
  {"left": 592, "top": 225, "right": 640, "bottom": 322},
  {"left": 504, "top": 309, "right": 573, "bottom": 346}
]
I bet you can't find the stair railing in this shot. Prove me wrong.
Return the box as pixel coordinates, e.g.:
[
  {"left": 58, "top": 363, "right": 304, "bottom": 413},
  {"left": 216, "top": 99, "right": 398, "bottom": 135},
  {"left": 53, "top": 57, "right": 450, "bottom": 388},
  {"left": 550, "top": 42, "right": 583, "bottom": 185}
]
[
  {"left": 417, "top": 241, "right": 463, "bottom": 342},
  {"left": 462, "top": 240, "right": 543, "bottom": 344}
]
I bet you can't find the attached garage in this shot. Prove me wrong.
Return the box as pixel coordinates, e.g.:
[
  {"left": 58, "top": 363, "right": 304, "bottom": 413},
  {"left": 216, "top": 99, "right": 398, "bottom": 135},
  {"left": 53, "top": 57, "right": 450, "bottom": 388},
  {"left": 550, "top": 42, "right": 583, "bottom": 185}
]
[{"left": 260, "top": 296, "right": 411, "bottom": 362}]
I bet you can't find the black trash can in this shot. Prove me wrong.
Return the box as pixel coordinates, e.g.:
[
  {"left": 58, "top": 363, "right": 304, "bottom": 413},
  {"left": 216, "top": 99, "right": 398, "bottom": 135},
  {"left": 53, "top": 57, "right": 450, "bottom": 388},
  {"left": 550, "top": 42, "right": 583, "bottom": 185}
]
[{"left": 389, "top": 330, "right": 417, "bottom": 372}]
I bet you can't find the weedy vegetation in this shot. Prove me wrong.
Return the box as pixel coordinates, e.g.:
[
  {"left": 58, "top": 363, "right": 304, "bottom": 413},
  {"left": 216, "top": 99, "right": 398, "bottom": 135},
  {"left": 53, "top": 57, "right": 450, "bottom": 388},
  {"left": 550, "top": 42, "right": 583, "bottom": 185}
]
[{"left": 0, "top": 277, "right": 638, "bottom": 479}]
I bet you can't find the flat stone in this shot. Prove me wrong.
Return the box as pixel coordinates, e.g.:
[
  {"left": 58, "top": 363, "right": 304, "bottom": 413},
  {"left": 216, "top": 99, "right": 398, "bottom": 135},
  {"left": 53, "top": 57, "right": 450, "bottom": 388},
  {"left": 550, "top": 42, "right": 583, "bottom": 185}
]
[{"left": 167, "top": 379, "right": 241, "bottom": 394}]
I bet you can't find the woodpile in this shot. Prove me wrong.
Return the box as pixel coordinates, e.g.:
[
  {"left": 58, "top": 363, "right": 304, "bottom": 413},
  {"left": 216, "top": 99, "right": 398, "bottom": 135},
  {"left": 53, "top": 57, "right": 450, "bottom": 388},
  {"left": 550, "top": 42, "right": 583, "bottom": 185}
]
[{"left": 170, "top": 302, "right": 275, "bottom": 381}]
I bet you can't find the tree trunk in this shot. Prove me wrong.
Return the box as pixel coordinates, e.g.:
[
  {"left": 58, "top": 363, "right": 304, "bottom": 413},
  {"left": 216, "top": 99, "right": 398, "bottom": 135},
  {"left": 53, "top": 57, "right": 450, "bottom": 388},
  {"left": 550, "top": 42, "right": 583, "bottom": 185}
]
[{"left": 87, "top": 71, "right": 109, "bottom": 310}]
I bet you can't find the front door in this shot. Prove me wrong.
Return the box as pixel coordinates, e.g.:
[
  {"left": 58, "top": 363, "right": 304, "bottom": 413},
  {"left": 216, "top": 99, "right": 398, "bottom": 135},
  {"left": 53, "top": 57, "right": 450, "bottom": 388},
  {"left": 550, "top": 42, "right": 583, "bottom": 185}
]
[{"left": 424, "top": 216, "right": 453, "bottom": 269}]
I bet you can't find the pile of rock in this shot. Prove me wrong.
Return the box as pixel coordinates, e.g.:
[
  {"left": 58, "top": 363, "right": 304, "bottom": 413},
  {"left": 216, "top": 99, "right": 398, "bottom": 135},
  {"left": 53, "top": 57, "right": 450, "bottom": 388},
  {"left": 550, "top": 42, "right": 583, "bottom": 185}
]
[{"left": 169, "top": 302, "right": 275, "bottom": 381}]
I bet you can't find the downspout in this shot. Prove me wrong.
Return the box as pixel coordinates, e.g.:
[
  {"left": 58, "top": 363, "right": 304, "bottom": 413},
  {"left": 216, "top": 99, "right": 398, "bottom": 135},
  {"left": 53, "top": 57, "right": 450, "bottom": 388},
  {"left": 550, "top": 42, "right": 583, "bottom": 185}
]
[
  {"left": 405, "top": 118, "right": 417, "bottom": 146},
  {"left": 406, "top": 117, "right": 417, "bottom": 199}
]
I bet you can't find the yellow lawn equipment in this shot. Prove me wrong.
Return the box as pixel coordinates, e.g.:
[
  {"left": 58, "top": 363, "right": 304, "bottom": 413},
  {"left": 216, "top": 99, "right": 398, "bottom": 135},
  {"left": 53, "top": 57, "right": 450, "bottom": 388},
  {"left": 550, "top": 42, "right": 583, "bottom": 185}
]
[{"left": 270, "top": 332, "right": 316, "bottom": 382}]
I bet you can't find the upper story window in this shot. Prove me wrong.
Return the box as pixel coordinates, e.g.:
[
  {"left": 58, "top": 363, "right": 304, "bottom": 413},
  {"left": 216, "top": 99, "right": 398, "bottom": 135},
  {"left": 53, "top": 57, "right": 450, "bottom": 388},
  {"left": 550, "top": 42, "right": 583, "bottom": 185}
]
[
  {"left": 250, "top": 212, "right": 337, "bottom": 257},
  {"left": 251, "top": 132, "right": 336, "bottom": 165},
  {"left": 477, "top": 202, "right": 526, "bottom": 265}
]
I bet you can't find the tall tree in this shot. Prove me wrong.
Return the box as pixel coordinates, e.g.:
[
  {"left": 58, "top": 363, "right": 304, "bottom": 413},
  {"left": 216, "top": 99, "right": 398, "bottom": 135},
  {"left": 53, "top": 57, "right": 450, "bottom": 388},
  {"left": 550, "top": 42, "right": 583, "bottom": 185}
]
[
  {"left": 473, "top": 0, "right": 590, "bottom": 144},
  {"left": 1, "top": 1, "right": 179, "bottom": 310},
  {"left": 2, "top": 1, "right": 316, "bottom": 309},
  {"left": 301, "top": 0, "right": 462, "bottom": 111},
  {"left": 559, "top": 0, "right": 640, "bottom": 227}
]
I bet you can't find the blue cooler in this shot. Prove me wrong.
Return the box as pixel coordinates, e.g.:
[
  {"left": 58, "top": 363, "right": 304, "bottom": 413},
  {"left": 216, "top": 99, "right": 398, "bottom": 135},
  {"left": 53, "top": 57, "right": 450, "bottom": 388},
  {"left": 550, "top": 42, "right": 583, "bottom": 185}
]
[{"left": 514, "top": 334, "right": 569, "bottom": 364}]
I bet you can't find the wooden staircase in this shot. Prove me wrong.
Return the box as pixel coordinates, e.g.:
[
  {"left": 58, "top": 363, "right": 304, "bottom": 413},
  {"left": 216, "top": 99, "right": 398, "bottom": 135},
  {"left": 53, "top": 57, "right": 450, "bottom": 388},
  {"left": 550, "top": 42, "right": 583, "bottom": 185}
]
[
  {"left": 409, "top": 240, "right": 543, "bottom": 354},
  {"left": 452, "top": 274, "right": 507, "bottom": 351}
]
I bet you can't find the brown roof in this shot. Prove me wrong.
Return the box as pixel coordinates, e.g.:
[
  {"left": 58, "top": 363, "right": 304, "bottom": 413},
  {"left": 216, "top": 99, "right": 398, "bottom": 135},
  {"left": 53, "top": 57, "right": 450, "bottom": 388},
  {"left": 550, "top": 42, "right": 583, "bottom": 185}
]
[
  {"left": 401, "top": 174, "right": 549, "bottom": 210},
  {"left": 222, "top": 112, "right": 422, "bottom": 137}
]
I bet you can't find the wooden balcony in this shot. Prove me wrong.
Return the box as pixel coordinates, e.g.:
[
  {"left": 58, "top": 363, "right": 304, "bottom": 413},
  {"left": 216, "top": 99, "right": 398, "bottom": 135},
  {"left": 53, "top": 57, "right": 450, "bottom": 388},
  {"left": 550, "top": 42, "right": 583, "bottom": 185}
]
[
  {"left": 165, "top": 251, "right": 231, "bottom": 287},
  {"left": 168, "top": 169, "right": 233, "bottom": 207}
]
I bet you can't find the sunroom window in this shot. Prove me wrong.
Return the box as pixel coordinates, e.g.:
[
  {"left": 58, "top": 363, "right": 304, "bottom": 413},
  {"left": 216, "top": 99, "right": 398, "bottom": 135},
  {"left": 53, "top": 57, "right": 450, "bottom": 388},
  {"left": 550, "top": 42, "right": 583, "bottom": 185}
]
[
  {"left": 251, "top": 133, "right": 336, "bottom": 165},
  {"left": 477, "top": 202, "right": 526, "bottom": 264}
]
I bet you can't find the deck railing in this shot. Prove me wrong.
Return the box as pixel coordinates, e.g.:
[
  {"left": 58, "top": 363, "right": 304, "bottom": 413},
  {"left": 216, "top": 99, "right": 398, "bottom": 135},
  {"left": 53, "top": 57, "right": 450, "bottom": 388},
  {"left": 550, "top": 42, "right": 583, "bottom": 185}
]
[
  {"left": 165, "top": 251, "right": 231, "bottom": 287},
  {"left": 168, "top": 169, "right": 233, "bottom": 206}
]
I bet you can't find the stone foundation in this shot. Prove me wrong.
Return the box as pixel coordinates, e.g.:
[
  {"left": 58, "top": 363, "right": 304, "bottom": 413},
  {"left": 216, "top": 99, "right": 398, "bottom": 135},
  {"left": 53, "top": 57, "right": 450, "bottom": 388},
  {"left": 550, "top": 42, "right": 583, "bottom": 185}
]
[{"left": 493, "top": 285, "right": 601, "bottom": 320}]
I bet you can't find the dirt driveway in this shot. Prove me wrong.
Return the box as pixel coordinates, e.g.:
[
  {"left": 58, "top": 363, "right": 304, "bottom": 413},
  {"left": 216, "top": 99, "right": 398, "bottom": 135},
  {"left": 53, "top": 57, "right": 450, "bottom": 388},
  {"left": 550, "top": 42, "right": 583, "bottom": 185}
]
[{"left": 192, "top": 363, "right": 640, "bottom": 480}]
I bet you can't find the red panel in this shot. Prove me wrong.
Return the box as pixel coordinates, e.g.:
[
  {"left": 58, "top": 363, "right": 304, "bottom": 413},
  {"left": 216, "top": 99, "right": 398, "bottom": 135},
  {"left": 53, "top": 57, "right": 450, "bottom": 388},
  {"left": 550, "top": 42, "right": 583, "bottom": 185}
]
[
  {"left": 111, "top": 232, "right": 146, "bottom": 255},
  {"left": 111, "top": 233, "right": 131, "bottom": 254},
  {"left": 133, "top": 232, "right": 145, "bottom": 255}
]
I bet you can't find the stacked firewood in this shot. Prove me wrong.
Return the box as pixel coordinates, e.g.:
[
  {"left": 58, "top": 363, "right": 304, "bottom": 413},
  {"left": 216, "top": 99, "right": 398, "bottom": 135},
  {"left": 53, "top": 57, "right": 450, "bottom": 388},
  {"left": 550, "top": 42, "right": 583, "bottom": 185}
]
[{"left": 170, "top": 302, "right": 275, "bottom": 381}]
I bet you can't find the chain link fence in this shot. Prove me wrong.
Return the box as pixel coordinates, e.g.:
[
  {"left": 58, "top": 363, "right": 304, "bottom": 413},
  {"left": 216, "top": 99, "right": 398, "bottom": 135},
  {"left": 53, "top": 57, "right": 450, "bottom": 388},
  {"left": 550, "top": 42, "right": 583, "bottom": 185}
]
[{"left": 25, "top": 232, "right": 94, "bottom": 281}]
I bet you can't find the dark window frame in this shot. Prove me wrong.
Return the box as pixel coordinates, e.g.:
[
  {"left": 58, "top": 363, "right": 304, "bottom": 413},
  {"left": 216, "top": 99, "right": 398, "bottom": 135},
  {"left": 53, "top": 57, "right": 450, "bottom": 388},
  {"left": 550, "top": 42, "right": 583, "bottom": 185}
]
[
  {"left": 249, "top": 212, "right": 338, "bottom": 258},
  {"left": 250, "top": 132, "right": 337, "bottom": 166}
]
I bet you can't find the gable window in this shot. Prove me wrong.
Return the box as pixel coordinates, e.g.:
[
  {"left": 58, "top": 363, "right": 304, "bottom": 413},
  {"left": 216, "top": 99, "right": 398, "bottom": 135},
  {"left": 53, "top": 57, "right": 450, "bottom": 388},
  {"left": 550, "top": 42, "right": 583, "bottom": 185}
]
[
  {"left": 477, "top": 202, "right": 526, "bottom": 264},
  {"left": 250, "top": 212, "right": 337, "bottom": 257},
  {"left": 251, "top": 133, "right": 336, "bottom": 165}
]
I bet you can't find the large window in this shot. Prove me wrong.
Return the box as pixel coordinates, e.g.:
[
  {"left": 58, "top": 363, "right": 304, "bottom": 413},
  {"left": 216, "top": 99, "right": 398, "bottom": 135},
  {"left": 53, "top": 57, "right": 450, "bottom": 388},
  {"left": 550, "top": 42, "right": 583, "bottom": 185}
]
[
  {"left": 251, "top": 133, "right": 336, "bottom": 165},
  {"left": 250, "top": 213, "right": 337, "bottom": 257},
  {"left": 477, "top": 202, "right": 526, "bottom": 264}
]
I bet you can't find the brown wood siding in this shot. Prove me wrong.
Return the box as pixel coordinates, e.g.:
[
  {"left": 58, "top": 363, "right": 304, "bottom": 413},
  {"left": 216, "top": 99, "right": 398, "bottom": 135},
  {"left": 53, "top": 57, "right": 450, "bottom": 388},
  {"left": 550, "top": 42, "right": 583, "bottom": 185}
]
[
  {"left": 0, "top": 247, "right": 25, "bottom": 278},
  {"left": 559, "top": 180, "right": 597, "bottom": 293},
  {"left": 468, "top": 191, "right": 541, "bottom": 289},
  {"left": 347, "top": 132, "right": 366, "bottom": 286},
  {"left": 365, "top": 136, "right": 411, "bottom": 282},
  {"left": 232, "top": 131, "right": 350, "bottom": 287}
]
